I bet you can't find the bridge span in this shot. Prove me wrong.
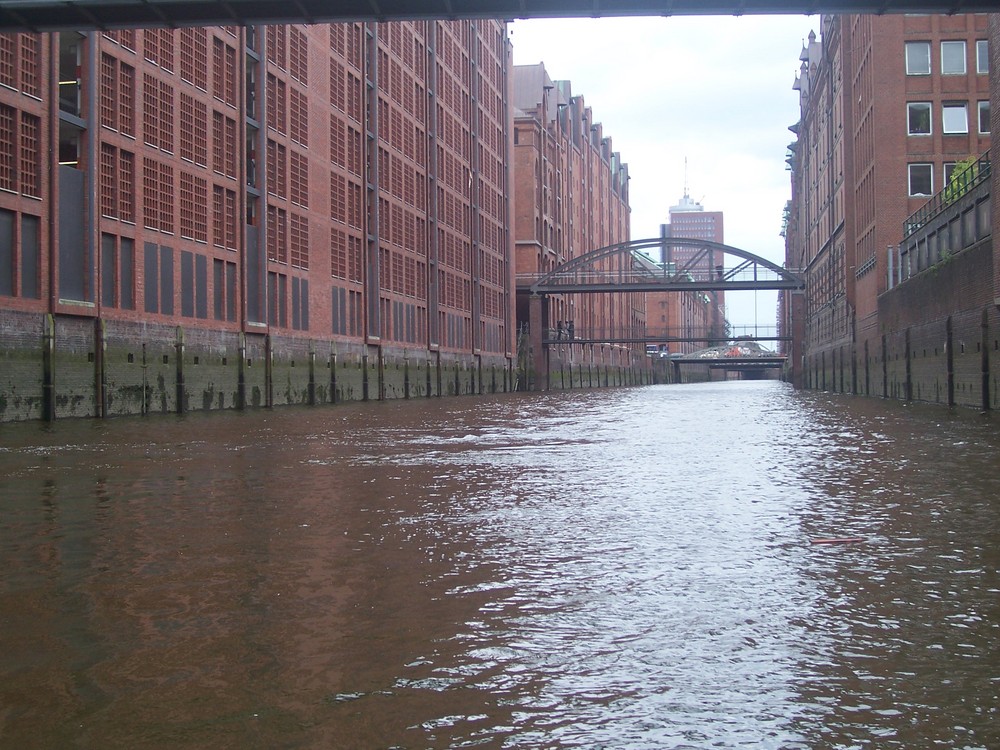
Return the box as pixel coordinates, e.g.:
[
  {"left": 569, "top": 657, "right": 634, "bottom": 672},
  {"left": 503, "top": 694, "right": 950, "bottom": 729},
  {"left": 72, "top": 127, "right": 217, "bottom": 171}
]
[
  {"left": 0, "top": 0, "right": 991, "bottom": 32},
  {"left": 522, "top": 237, "right": 803, "bottom": 296},
  {"left": 656, "top": 342, "right": 788, "bottom": 381},
  {"left": 520, "top": 237, "right": 800, "bottom": 390}
]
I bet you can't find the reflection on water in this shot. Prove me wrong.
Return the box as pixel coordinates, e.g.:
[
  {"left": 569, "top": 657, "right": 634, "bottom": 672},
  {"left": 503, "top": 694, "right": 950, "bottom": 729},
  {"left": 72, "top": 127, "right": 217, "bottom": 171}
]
[{"left": 1, "top": 382, "right": 998, "bottom": 749}]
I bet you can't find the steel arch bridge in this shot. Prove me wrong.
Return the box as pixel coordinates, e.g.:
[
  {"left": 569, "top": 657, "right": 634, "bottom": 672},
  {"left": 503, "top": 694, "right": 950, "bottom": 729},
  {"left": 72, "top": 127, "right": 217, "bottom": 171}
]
[
  {"left": 523, "top": 237, "right": 804, "bottom": 296},
  {"left": 519, "top": 237, "right": 803, "bottom": 389}
]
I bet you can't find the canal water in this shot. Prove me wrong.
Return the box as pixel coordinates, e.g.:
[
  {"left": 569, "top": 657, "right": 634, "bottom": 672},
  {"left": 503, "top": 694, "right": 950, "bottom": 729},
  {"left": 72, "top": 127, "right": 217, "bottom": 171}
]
[{"left": 1, "top": 381, "right": 998, "bottom": 749}]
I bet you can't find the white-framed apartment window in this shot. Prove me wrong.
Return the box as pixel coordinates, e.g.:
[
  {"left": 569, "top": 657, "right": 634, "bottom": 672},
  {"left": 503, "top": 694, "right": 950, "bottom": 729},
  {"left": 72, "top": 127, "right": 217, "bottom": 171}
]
[
  {"left": 977, "top": 39, "right": 989, "bottom": 74},
  {"left": 979, "top": 100, "right": 991, "bottom": 133},
  {"left": 905, "top": 41, "right": 931, "bottom": 75},
  {"left": 942, "top": 102, "right": 969, "bottom": 134},
  {"left": 941, "top": 40, "right": 967, "bottom": 75},
  {"left": 907, "top": 102, "right": 932, "bottom": 135},
  {"left": 908, "top": 163, "right": 933, "bottom": 196},
  {"left": 944, "top": 162, "right": 958, "bottom": 184}
]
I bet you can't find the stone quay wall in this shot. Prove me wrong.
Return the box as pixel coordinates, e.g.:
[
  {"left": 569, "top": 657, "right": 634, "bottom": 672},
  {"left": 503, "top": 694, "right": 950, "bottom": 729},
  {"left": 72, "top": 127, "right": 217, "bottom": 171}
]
[
  {"left": 0, "top": 312, "right": 523, "bottom": 422},
  {"left": 800, "top": 238, "right": 1000, "bottom": 410}
]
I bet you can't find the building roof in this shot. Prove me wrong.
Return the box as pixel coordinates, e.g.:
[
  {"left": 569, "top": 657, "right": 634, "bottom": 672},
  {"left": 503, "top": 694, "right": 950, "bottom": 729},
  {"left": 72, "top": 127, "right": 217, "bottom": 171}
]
[{"left": 669, "top": 193, "right": 704, "bottom": 213}]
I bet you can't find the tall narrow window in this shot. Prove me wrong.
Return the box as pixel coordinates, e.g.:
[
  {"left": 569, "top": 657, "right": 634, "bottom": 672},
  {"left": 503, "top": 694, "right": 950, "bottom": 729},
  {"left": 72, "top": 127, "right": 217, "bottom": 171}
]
[
  {"left": 119, "top": 64, "right": 134, "bottom": 137},
  {"left": 0, "top": 208, "right": 13, "bottom": 296},
  {"left": 0, "top": 35, "right": 16, "bottom": 89},
  {"left": 19, "top": 112, "right": 39, "bottom": 197},
  {"left": 977, "top": 40, "right": 989, "bottom": 74},
  {"left": 100, "top": 53, "right": 117, "bottom": 129},
  {"left": 22, "top": 214, "right": 39, "bottom": 299},
  {"left": 120, "top": 237, "right": 134, "bottom": 309},
  {"left": 158, "top": 81, "right": 174, "bottom": 153},
  {"left": 213, "top": 258, "right": 225, "bottom": 319},
  {"left": 102, "top": 233, "right": 117, "bottom": 306},
  {"left": 119, "top": 151, "right": 134, "bottom": 222},
  {"left": 0, "top": 104, "right": 14, "bottom": 192},
  {"left": 20, "top": 35, "right": 39, "bottom": 98},
  {"left": 100, "top": 144, "right": 117, "bottom": 217},
  {"left": 978, "top": 100, "right": 991, "bottom": 134}
]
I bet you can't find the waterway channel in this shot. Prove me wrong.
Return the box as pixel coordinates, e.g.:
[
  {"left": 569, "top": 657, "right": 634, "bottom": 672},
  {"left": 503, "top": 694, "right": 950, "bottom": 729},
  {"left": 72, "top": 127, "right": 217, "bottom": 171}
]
[{"left": 1, "top": 381, "right": 998, "bottom": 749}]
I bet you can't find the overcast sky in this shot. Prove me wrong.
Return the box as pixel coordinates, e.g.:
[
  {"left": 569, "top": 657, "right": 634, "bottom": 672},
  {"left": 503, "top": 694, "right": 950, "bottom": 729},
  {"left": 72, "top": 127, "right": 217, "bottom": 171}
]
[{"left": 508, "top": 15, "right": 817, "bottom": 331}]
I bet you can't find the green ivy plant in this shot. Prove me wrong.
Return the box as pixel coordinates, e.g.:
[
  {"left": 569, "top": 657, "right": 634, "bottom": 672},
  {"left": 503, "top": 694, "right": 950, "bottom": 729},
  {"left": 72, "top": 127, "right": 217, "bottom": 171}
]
[{"left": 942, "top": 155, "right": 979, "bottom": 206}]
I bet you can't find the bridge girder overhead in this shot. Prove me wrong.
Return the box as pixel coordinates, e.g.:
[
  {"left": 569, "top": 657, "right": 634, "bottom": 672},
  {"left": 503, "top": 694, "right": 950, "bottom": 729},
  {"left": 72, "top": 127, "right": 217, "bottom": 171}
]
[
  {"left": 524, "top": 236, "right": 804, "bottom": 295},
  {"left": 0, "top": 0, "right": 994, "bottom": 31}
]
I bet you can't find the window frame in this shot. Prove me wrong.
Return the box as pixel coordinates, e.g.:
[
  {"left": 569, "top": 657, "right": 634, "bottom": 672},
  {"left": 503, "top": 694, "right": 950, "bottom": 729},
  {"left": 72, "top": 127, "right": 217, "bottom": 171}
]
[
  {"left": 907, "top": 102, "right": 932, "bottom": 135},
  {"left": 940, "top": 40, "right": 967, "bottom": 75},
  {"left": 977, "top": 40, "right": 989, "bottom": 75},
  {"left": 942, "top": 102, "right": 969, "bottom": 134},
  {"left": 908, "top": 163, "right": 933, "bottom": 197},
  {"left": 978, "top": 100, "right": 991, "bottom": 134},
  {"left": 905, "top": 41, "right": 931, "bottom": 75}
]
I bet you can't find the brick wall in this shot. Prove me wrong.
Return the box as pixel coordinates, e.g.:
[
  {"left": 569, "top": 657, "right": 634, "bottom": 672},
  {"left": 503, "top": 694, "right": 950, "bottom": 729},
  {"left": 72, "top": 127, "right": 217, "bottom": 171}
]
[
  {"left": 880, "top": 240, "right": 993, "bottom": 408},
  {"left": 803, "top": 238, "right": 998, "bottom": 410}
]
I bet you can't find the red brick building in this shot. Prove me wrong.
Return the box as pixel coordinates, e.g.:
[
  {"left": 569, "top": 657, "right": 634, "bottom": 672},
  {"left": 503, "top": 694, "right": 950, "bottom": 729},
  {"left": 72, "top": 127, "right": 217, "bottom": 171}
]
[
  {"left": 783, "top": 14, "right": 991, "bottom": 389},
  {"left": 511, "top": 63, "right": 641, "bottom": 388},
  {"left": 0, "top": 21, "right": 515, "bottom": 419},
  {"left": 647, "top": 192, "right": 728, "bottom": 355}
]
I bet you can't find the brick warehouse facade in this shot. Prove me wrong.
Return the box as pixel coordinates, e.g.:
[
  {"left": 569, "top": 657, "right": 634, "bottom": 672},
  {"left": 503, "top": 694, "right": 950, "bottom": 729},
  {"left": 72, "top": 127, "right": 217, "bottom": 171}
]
[
  {"left": 511, "top": 64, "right": 643, "bottom": 391},
  {"left": 0, "top": 22, "right": 517, "bottom": 421},
  {"left": 782, "top": 13, "right": 994, "bottom": 403}
]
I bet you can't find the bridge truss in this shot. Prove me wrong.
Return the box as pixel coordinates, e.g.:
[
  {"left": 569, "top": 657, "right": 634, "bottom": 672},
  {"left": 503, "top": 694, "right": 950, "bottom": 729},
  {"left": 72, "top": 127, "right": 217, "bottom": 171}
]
[
  {"left": 522, "top": 237, "right": 804, "bottom": 296},
  {"left": 521, "top": 238, "right": 802, "bottom": 388}
]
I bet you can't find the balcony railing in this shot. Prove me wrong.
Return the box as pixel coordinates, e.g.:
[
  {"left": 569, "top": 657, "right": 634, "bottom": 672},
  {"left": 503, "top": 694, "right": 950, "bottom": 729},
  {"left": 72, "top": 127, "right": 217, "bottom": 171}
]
[{"left": 903, "top": 151, "right": 991, "bottom": 239}]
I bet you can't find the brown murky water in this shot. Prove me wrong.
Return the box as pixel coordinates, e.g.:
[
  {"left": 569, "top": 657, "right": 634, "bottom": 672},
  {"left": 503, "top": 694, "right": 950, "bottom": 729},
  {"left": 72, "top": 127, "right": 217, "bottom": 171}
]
[{"left": 1, "top": 381, "right": 998, "bottom": 749}]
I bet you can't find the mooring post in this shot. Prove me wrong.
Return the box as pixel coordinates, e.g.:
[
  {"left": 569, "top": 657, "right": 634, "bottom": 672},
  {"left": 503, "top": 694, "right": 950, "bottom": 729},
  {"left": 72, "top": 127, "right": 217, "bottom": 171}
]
[{"left": 529, "top": 294, "right": 547, "bottom": 391}]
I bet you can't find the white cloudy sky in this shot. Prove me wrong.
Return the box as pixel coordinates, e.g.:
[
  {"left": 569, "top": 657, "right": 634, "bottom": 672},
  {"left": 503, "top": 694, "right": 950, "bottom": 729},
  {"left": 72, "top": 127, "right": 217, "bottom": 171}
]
[{"left": 508, "top": 15, "right": 817, "bottom": 330}]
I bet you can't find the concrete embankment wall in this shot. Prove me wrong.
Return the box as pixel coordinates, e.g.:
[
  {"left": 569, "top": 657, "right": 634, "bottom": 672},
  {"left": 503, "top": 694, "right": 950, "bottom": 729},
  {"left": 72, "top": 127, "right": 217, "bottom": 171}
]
[
  {"left": 538, "top": 343, "right": 660, "bottom": 391},
  {"left": 0, "top": 312, "right": 521, "bottom": 422},
  {"left": 1, "top": 314, "right": 659, "bottom": 422},
  {"left": 801, "top": 240, "right": 1000, "bottom": 410},
  {"left": 546, "top": 358, "right": 653, "bottom": 389}
]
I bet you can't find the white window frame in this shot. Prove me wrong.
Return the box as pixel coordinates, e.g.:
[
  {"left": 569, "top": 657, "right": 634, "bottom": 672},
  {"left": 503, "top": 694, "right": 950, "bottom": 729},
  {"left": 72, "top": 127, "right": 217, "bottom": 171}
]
[
  {"left": 905, "top": 41, "right": 931, "bottom": 75},
  {"left": 941, "top": 40, "right": 967, "bottom": 75},
  {"left": 944, "top": 162, "right": 958, "bottom": 185},
  {"left": 977, "top": 39, "right": 989, "bottom": 74},
  {"left": 979, "top": 100, "right": 991, "bottom": 134},
  {"left": 908, "top": 163, "right": 933, "bottom": 197},
  {"left": 907, "top": 102, "right": 932, "bottom": 135},
  {"left": 942, "top": 102, "right": 969, "bottom": 134}
]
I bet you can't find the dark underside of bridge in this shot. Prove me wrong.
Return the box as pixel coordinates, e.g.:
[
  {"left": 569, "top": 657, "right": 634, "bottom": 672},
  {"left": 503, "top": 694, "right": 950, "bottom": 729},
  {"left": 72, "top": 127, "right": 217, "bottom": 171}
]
[{"left": 0, "top": 0, "right": 995, "bottom": 32}]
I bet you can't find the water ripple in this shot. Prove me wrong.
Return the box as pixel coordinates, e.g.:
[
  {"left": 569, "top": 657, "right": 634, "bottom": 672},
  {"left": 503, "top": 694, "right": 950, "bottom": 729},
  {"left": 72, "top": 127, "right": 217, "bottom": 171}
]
[{"left": 2, "top": 383, "right": 999, "bottom": 748}]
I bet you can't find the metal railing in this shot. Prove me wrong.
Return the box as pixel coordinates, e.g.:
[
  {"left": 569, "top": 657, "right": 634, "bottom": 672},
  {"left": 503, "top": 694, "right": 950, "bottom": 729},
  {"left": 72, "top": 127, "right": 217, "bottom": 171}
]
[
  {"left": 903, "top": 151, "right": 991, "bottom": 239},
  {"left": 539, "top": 325, "right": 785, "bottom": 344}
]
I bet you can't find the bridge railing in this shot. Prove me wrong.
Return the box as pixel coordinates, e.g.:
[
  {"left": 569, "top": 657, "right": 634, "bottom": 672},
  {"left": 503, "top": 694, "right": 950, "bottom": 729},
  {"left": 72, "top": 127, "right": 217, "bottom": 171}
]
[
  {"left": 540, "top": 325, "right": 785, "bottom": 344},
  {"left": 518, "top": 264, "right": 797, "bottom": 290}
]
